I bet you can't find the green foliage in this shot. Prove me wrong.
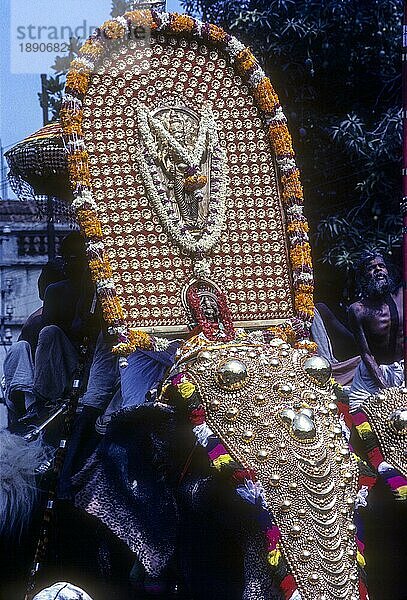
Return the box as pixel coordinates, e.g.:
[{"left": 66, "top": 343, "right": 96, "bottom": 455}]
[{"left": 181, "top": 0, "right": 402, "bottom": 298}]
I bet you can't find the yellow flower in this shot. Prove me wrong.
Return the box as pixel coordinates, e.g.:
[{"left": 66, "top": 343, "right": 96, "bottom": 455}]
[
  {"left": 129, "top": 329, "right": 153, "bottom": 350},
  {"left": 66, "top": 70, "right": 90, "bottom": 95},
  {"left": 178, "top": 381, "right": 196, "bottom": 399},
  {"left": 281, "top": 170, "right": 303, "bottom": 202},
  {"left": 170, "top": 14, "right": 196, "bottom": 33},
  {"left": 70, "top": 58, "right": 92, "bottom": 75},
  {"left": 100, "top": 20, "right": 126, "bottom": 40},
  {"left": 81, "top": 39, "right": 104, "bottom": 59},
  {"left": 60, "top": 108, "right": 82, "bottom": 137},
  {"left": 208, "top": 24, "right": 228, "bottom": 43},
  {"left": 254, "top": 78, "right": 279, "bottom": 113},
  {"left": 296, "top": 340, "right": 318, "bottom": 352},
  {"left": 89, "top": 258, "right": 113, "bottom": 281},
  {"left": 126, "top": 9, "right": 158, "bottom": 30},
  {"left": 269, "top": 123, "right": 294, "bottom": 156},
  {"left": 77, "top": 209, "right": 103, "bottom": 239},
  {"left": 67, "top": 153, "right": 91, "bottom": 188},
  {"left": 295, "top": 293, "right": 314, "bottom": 317},
  {"left": 101, "top": 296, "right": 125, "bottom": 323},
  {"left": 287, "top": 221, "right": 309, "bottom": 234},
  {"left": 236, "top": 48, "right": 257, "bottom": 74},
  {"left": 290, "top": 244, "right": 312, "bottom": 270}
]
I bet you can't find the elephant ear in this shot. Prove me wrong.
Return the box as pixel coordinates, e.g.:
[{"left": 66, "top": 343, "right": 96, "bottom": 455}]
[
  {"left": 353, "top": 388, "right": 407, "bottom": 484},
  {"left": 183, "top": 339, "right": 361, "bottom": 600}
]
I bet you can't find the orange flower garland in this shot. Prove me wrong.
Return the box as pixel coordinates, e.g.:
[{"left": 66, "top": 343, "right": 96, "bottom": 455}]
[
  {"left": 236, "top": 47, "right": 257, "bottom": 74},
  {"left": 208, "top": 24, "right": 229, "bottom": 44},
  {"left": 287, "top": 221, "right": 309, "bottom": 234},
  {"left": 254, "top": 78, "right": 279, "bottom": 113},
  {"left": 170, "top": 14, "right": 196, "bottom": 33},
  {"left": 269, "top": 123, "right": 294, "bottom": 156},
  {"left": 88, "top": 257, "right": 113, "bottom": 281},
  {"left": 281, "top": 171, "right": 303, "bottom": 203},
  {"left": 100, "top": 19, "right": 127, "bottom": 40},
  {"left": 67, "top": 152, "right": 91, "bottom": 189},
  {"left": 61, "top": 8, "right": 314, "bottom": 353},
  {"left": 81, "top": 39, "right": 105, "bottom": 59},
  {"left": 76, "top": 210, "right": 103, "bottom": 239},
  {"left": 66, "top": 70, "right": 90, "bottom": 96},
  {"left": 112, "top": 328, "right": 153, "bottom": 355},
  {"left": 100, "top": 296, "right": 125, "bottom": 325},
  {"left": 290, "top": 245, "right": 312, "bottom": 270},
  {"left": 126, "top": 9, "right": 158, "bottom": 30},
  {"left": 59, "top": 107, "right": 82, "bottom": 137}
]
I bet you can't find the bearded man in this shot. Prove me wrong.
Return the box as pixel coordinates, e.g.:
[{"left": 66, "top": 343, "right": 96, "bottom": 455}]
[{"left": 348, "top": 251, "right": 404, "bottom": 409}]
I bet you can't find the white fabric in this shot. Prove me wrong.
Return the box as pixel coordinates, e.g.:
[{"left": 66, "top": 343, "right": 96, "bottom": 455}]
[
  {"left": 310, "top": 308, "right": 337, "bottom": 364},
  {"left": 33, "top": 582, "right": 93, "bottom": 600},
  {"left": 349, "top": 360, "right": 404, "bottom": 410}
]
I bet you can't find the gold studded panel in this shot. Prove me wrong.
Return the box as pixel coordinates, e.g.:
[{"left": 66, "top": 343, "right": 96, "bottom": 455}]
[
  {"left": 363, "top": 388, "right": 407, "bottom": 478},
  {"left": 81, "top": 34, "right": 293, "bottom": 331},
  {"left": 187, "top": 341, "right": 360, "bottom": 600}
]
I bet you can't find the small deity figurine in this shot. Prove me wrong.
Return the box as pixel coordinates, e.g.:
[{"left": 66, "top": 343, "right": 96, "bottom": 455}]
[{"left": 157, "top": 110, "right": 207, "bottom": 229}]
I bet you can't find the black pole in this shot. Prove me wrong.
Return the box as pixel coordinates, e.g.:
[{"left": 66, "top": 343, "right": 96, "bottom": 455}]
[
  {"left": 47, "top": 196, "right": 56, "bottom": 260},
  {"left": 40, "top": 73, "right": 56, "bottom": 260},
  {"left": 40, "top": 74, "right": 49, "bottom": 126}
]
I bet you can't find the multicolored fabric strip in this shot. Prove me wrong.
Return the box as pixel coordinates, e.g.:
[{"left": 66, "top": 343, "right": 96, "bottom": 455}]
[{"left": 352, "top": 409, "right": 407, "bottom": 500}]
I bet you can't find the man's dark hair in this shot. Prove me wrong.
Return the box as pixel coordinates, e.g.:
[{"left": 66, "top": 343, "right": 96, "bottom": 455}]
[
  {"left": 355, "top": 249, "right": 399, "bottom": 297},
  {"left": 356, "top": 250, "right": 386, "bottom": 278},
  {"left": 38, "top": 258, "right": 65, "bottom": 300},
  {"left": 60, "top": 231, "right": 87, "bottom": 259}
]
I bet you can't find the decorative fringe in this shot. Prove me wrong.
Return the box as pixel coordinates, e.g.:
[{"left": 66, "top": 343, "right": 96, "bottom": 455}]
[{"left": 0, "top": 431, "right": 50, "bottom": 537}]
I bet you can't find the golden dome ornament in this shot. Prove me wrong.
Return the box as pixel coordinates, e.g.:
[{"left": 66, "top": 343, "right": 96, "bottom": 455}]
[
  {"left": 303, "top": 356, "right": 331, "bottom": 385},
  {"left": 388, "top": 408, "right": 407, "bottom": 435},
  {"left": 216, "top": 359, "right": 248, "bottom": 390}
]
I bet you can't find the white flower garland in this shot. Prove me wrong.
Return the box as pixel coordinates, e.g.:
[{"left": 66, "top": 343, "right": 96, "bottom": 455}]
[
  {"left": 133, "top": 131, "right": 227, "bottom": 255},
  {"left": 136, "top": 102, "right": 218, "bottom": 168}
]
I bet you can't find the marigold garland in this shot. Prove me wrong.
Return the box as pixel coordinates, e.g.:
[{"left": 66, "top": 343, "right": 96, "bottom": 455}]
[
  {"left": 88, "top": 257, "right": 113, "bottom": 281},
  {"left": 76, "top": 210, "right": 103, "bottom": 239},
  {"left": 66, "top": 71, "right": 90, "bottom": 96},
  {"left": 290, "top": 244, "right": 312, "bottom": 268},
  {"left": 208, "top": 23, "right": 229, "bottom": 44},
  {"left": 294, "top": 292, "right": 314, "bottom": 317},
  {"left": 69, "top": 58, "right": 92, "bottom": 75},
  {"left": 254, "top": 78, "right": 279, "bottom": 113},
  {"left": 170, "top": 13, "right": 195, "bottom": 33},
  {"left": 81, "top": 39, "right": 104, "bottom": 58},
  {"left": 67, "top": 152, "right": 91, "bottom": 188},
  {"left": 297, "top": 339, "right": 318, "bottom": 352},
  {"left": 269, "top": 123, "right": 294, "bottom": 156},
  {"left": 59, "top": 108, "right": 82, "bottom": 136},
  {"left": 236, "top": 47, "right": 257, "bottom": 74},
  {"left": 100, "top": 19, "right": 126, "bottom": 39},
  {"left": 100, "top": 296, "right": 125, "bottom": 324},
  {"left": 287, "top": 221, "right": 309, "bottom": 234},
  {"left": 281, "top": 170, "right": 303, "bottom": 203},
  {"left": 126, "top": 9, "right": 158, "bottom": 30},
  {"left": 61, "top": 8, "right": 315, "bottom": 353},
  {"left": 112, "top": 327, "right": 153, "bottom": 355}
]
